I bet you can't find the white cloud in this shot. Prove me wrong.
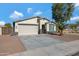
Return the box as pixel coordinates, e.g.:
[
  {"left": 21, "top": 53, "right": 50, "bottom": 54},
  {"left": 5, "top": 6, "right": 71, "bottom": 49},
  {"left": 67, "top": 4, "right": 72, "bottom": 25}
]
[
  {"left": 27, "top": 8, "right": 32, "bottom": 13},
  {"left": 75, "top": 3, "right": 79, "bottom": 7},
  {"left": 0, "top": 21, "right": 5, "bottom": 25},
  {"left": 33, "top": 11, "right": 42, "bottom": 16},
  {"left": 70, "top": 16, "right": 79, "bottom": 20},
  {"left": 10, "top": 10, "right": 24, "bottom": 20}
]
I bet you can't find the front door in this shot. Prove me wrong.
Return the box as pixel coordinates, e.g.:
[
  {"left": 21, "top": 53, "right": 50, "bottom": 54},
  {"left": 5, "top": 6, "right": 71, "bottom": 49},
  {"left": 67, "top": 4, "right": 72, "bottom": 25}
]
[{"left": 42, "top": 24, "right": 46, "bottom": 33}]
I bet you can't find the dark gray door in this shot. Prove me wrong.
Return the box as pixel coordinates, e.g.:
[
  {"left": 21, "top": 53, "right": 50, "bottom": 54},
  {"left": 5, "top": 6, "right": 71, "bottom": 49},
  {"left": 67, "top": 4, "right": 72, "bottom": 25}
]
[{"left": 42, "top": 24, "right": 46, "bottom": 33}]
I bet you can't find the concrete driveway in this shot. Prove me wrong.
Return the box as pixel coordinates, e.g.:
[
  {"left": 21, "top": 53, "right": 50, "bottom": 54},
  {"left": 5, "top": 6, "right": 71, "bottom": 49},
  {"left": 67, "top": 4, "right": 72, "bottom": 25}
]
[
  {"left": 12, "top": 40, "right": 79, "bottom": 56},
  {"left": 19, "top": 34, "right": 64, "bottom": 50},
  {"left": 11, "top": 34, "right": 79, "bottom": 56}
]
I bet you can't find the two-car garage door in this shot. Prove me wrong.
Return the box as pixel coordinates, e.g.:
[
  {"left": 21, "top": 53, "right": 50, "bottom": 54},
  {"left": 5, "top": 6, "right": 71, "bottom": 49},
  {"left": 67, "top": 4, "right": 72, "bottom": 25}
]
[{"left": 18, "top": 24, "right": 38, "bottom": 35}]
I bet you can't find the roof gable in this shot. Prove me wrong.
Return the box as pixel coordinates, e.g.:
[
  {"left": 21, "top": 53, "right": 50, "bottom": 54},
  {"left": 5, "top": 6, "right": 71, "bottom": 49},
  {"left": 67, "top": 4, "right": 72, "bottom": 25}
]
[{"left": 14, "top": 16, "right": 50, "bottom": 23}]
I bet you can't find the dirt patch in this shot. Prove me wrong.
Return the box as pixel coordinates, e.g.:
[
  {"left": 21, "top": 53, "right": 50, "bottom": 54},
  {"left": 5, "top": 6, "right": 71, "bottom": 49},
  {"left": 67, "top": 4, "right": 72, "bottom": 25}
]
[
  {"left": 0, "top": 35, "right": 26, "bottom": 56},
  {"left": 49, "top": 33, "right": 79, "bottom": 42}
]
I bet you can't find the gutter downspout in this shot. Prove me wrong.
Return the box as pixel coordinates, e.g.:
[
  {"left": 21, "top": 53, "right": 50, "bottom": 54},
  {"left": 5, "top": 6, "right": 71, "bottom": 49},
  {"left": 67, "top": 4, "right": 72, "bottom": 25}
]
[{"left": 13, "top": 22, "right": 15, "bottom": 33}]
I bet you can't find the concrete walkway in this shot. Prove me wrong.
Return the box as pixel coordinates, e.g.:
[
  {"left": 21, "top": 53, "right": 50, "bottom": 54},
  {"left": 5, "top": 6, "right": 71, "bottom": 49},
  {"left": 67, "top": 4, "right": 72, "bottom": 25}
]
[{"left": 11, "top": 40, "right": 79, "bottom": 56}]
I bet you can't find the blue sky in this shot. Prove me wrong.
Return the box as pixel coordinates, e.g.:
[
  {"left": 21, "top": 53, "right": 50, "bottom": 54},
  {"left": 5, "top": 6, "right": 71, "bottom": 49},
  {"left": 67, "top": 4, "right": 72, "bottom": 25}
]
[{"left": 0, "top": 3, "right": 79, "bottom": 25}]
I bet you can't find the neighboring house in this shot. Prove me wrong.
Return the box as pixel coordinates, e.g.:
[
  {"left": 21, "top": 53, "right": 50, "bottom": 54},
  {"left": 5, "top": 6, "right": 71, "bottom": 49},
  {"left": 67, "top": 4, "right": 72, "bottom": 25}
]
[
  {"left": 77, "top": 25, "right": 79, "bottom": 30},
  {"left": 64, "top": 24, "right": 79, "bottom": 33},
  {"left": 13, "top": 16, "right": 56, "bottom": 35}
]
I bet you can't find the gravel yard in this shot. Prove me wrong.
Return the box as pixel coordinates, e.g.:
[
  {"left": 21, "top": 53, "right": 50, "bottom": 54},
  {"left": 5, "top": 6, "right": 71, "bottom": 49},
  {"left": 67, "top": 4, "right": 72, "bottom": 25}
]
[
  {"left": 49, "top": 33, "right": 79, "bottom": 42},
  {"left": 0, "top": 35, "right": 25, "bottom": 56}
]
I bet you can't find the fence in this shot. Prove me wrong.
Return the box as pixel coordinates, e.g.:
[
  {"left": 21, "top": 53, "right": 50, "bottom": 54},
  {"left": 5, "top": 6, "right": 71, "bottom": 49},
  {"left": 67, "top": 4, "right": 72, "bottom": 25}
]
[{"left": 2, "top": 27, "right": 13, "bottom": 35}]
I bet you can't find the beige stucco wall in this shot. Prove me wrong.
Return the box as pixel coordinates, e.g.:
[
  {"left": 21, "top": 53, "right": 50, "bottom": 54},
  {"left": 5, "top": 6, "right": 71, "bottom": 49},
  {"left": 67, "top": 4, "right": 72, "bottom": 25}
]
[
  {"left": 0, "top": 27, "right": 2, "bottom": 35},
  {"left": 15, "top": 23, "right": 18, "bottom": 32},
  {"left": 40, "top": 19, "right": 49, "bottom": 29},
  {"left": 15, "top": 18, "right": 38, "bottom": 32},
  {"left": 54, "top": 25, "right": 56, "bottom": 31},
  {"left": 17, "top": 18, "right": 38, "bottom": 24},
  {"left": 46, "top": 23, "right": 49, "bottom": 32}
]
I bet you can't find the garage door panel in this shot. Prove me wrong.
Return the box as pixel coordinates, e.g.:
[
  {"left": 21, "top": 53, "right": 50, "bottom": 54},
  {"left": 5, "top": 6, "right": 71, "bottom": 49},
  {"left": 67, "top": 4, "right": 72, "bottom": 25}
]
[{"left": 18, "top": 25, "right": 38, "bottom": 35}]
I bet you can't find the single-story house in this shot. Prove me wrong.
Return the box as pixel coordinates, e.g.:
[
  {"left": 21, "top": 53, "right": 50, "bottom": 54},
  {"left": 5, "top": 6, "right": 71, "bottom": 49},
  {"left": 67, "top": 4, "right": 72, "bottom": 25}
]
[
  {"left": 64, "top": 24, "right": 79, "bottom": 33},
  {"left": 13, "top": 16, "right": 56, "bottom": 35},
  {"left": 77, "top": 25, "right": 79, "bottom": 30}
]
